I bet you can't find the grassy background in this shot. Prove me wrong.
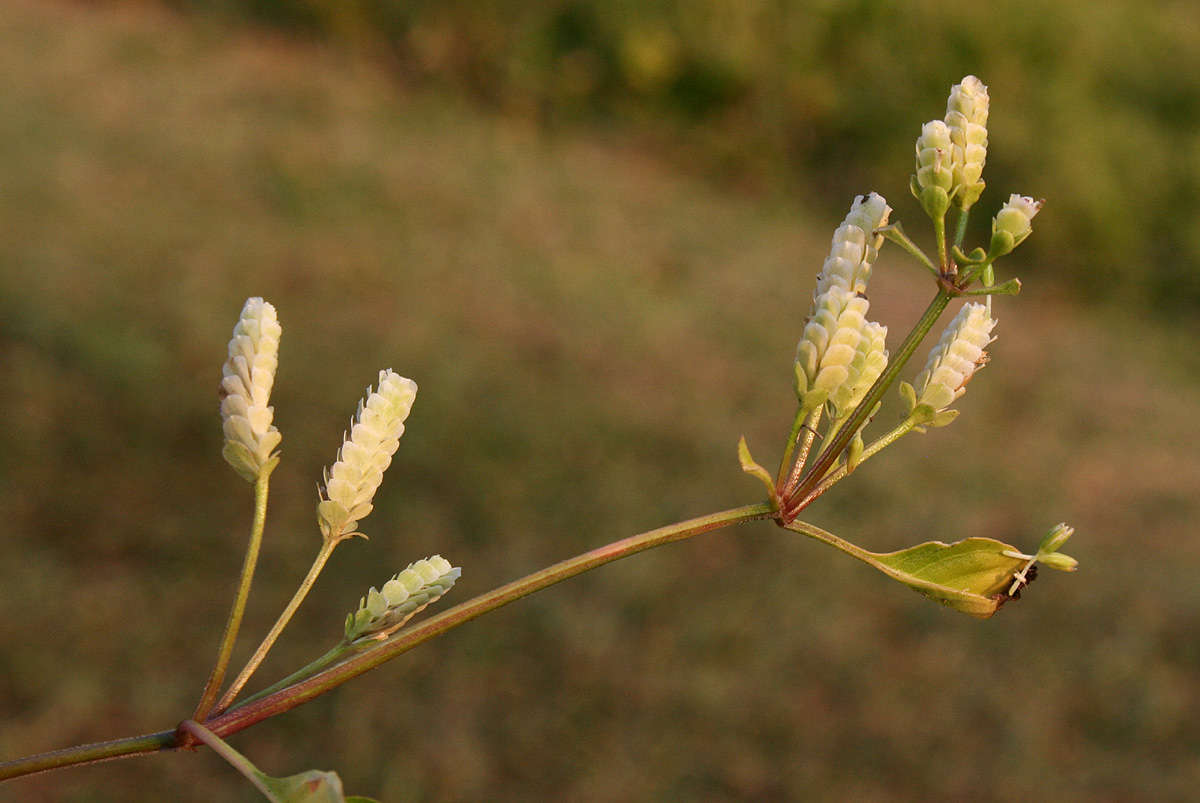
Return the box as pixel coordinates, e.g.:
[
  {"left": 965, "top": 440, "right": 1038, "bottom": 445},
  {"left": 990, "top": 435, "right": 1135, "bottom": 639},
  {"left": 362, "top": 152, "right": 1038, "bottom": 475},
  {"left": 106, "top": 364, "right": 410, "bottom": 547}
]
[{"left": 1, "top": 1, "right": 1198, "bottom": 801}]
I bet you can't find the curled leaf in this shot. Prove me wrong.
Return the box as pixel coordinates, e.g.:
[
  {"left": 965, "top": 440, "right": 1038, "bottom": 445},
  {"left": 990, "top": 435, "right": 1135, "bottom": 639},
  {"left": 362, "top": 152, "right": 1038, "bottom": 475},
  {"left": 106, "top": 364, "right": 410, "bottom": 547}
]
[
  {"left": 785, "top": 520, "right": 1074, "bottom": 618},
  {"left": 869, "top": 537, "right": 1028, "bottom": 618},
  {"left": 737, "top": 436, "right": 778, "bottom": 505}
]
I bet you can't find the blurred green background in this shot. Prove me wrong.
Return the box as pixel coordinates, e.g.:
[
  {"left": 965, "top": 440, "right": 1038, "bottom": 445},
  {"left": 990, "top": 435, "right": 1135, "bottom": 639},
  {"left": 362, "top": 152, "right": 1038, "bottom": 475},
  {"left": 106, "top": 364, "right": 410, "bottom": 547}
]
[{"left": 1, "top": 1, "right": 1197, "bottom": 801}]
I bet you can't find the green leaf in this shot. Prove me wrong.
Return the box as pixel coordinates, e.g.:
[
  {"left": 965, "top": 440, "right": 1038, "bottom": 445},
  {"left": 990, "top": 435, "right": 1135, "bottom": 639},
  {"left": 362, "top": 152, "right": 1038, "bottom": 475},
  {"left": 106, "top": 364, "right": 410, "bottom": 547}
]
[
  {"left": 257, "top": 768, "right": 375, "bottom": 803},
  {"left": 868, "top": 538, "right": 1028, "bottom": 618},
  {"left": 785, "top": 520, "right": 1041, "bottom": 619}
]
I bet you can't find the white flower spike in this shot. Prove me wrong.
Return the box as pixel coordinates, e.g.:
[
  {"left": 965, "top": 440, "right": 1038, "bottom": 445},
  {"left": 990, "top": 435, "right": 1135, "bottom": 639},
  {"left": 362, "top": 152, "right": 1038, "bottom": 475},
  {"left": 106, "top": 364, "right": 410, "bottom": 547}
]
[
  {"left": 344, "top": 556, "right": 461, "bottom": 643},
  {"left": 220, "top": 297, "right": 283, "bottom": 482},
  {"left": 795, "top": 194, "right": 891, "bottom": 410},
  {"left": 318, "top": 369, "right": 418, "bottom": 542},
  {"left": 945, "top": 75, "right": 989, "bottom": 209},
  {"left": 912, "top": 302, "right": 997, "bottom": 414}
]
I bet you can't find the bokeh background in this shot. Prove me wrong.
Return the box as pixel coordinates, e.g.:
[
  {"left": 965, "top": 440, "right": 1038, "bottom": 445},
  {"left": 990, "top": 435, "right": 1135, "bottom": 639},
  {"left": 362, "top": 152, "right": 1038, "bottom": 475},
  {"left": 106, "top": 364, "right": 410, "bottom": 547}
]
[{"left": 2, "top": 1, "right": 1198, "bottom": 800}]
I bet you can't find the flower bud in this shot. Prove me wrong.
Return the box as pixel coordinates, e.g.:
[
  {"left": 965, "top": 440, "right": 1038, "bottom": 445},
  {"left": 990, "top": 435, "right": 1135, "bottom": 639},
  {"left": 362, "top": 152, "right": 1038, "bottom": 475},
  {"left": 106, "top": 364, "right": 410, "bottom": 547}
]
[
  {"left": 1037, "top": 522, "right": 1074, "bottom": 555},
  {"left": 990, "top": 194, "right": 1043, "bottom": 257},
  {"left": 318, "top": 369, "right": 418, "bottom": 541},
  {"left": 220, "top": 298, "right": 282, "bottom": 482},
  {"left": 344, "top": 556, "right": 461, "bottom": 643},
  {"left": 945, "top": 75, "right": 989, "bottom": 209},
  {"left": 913, "top": 303, "right": 996, "bottom": 412}
]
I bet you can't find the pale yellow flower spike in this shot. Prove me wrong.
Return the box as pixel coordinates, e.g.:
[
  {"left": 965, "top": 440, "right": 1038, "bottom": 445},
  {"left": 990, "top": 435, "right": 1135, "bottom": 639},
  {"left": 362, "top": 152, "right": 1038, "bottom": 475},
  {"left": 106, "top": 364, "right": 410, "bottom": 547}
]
[
  {"left": 318, "top": 369, "right": 419, "bottom": 542},
  {"left": 945, "top": 75, "right": 989, "bottom": 209},
  {"left": 913, "top": 302, "right": 997, "bottom": 412},
  {"left": 220, "top": 297, "right": 282, "bottom": 482}
]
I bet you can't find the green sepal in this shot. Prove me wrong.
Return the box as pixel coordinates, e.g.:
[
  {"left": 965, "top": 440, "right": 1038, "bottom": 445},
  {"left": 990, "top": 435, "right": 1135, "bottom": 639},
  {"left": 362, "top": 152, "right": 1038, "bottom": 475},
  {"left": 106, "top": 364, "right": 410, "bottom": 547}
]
[
  {"left": 898, "top": 380, "right": 917, "bottom": 414},
  {"left": 738, "top": 436, "right": 778, "bottom": 505},
  {"left": 911, "top": 175, "right": 951, "bottom": 222},
  {"left": 793, "top": 359, "right": 807, "bottom": 399},
  {"left": 222, "top": 441, "right": 260, "bottom": 483},
  {"left": 845, "top": 430, "right": 865, "bottom": 475},
  {"left": 256, "top": 767, "right": 377, "bottom": 803},
  {"left": 868, "top": 537, "right": 1031, "bottom": 618}
]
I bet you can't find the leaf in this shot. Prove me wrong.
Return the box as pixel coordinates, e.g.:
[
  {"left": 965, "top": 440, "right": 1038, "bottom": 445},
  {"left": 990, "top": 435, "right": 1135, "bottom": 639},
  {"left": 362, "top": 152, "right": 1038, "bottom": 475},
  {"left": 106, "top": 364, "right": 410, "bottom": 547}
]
[
  {"left": 867, "top": 537, "right": 1029, "bottom": 618},
  {"left": 257, "top": 768, "right": 378, "bottom": 803},
  {"left": 737, "top": 436, "right": 778, "bottom": 504},
  {"left": 785, "top": 520, "right": 1034, "bottom": 619}
]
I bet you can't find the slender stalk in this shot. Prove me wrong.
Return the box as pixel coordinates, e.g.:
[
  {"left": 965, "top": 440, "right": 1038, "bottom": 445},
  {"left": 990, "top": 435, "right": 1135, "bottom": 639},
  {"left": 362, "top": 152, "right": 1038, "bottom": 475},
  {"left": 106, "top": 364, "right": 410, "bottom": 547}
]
[
  {"left": 193, "top": 474, "right": 271, "bottom": 721},
  {"left": 214, "top": 538, "right": 339, "bottom": 714},
  {"left": 784, "top": 518, "right": 882, "bottom": 565},
  {"left": 177, "top": 721, "right": 274, "bottom": 800},
  {"left": 934, "top": 214, "right": 948, "bottom": 271},
  {"left": 784, "top": 290, "right": 952, "bottom": 516},
  {"left": 952, "top": 205, "right": 971, "bottom": 252},
  {"left": 204, "top": 503, "right": 774, "bottom": 738},
  {"left": 232, "top": 643, "right": 350, "bottom": 711},
  {"left": 0, "top": 503, "right": 772, "bottom": 781},
  {"left": 780, "top": 409, "right": 823, "bottom": 500},
  {"left": 800, "top": 417, "right": 919, "bottom": 505}
]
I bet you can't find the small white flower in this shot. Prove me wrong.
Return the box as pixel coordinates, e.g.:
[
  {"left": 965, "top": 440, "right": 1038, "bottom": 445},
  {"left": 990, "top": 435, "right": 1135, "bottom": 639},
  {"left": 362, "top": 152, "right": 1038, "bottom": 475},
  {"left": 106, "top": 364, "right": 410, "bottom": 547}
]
[
  {"left": 318, "top": 369, "right": 418, "bottom": 541},
  {"left": 991, "top": 194, "right": 1043, "bottom": 255},
  {"left": 220, "top": 298, "right": 282, "bottom": 482}
]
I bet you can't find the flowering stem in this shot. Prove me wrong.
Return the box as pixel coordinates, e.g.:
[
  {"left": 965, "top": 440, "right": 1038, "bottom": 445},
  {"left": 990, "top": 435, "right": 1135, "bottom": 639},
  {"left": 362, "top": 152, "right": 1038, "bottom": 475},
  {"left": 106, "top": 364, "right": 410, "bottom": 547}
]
[
  {"left": 0, "top": 503, "right": 772, "bottom": 781},
  {"left": 784, "top": 290, "right": 953, "bottom": 516},
  {"left": 214, "top": 538, "right": 339, "bottom": 714},
  {"left": 192, "top": 473, "right": 271, "bottom": 721},
  {"left": 204, "top": 503, "right": 774, "bottom": 737}
]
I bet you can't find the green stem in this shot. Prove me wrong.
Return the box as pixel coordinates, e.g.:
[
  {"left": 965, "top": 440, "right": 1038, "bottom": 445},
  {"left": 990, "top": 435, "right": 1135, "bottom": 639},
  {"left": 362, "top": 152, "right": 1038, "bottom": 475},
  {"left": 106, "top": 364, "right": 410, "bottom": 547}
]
[
  {"left": 177, "top": 721, "right": 274, "bottom": 800},
  {"left": 232, "top": 643, "right": 351, "bottom": 711},
  {"left": 0, "top": 503, "right": 772, "bottom": 781},
  {"left": 802, "top": 417, "right": 919, "bottom": 504},
  {"left": 784, "top": 291, "right": 953, "bottom": 516},
  {"left": 952, "top": 205, "right": 971, "bottom": 253},
  {"left": 784, "top": 517, "right": 881, "bottom": 565},
  {"left": 777, "top": 410, "right": 825, "bottom": 496},
  {"left": 205, "top": 503, "right": 774, "bottom": 738},
  {"left": 0, "top": 730, "right": 176, "bottom": 781},
  {"left": 214, "top": 538, "right": 339, "bottom": 714},
  {"left": 934, "top": 214, "right": 948, "bottom": 272},
  {"left": 777, "top": 407, "right": 821, "bottom": 497},
  {"left": 193, "top": 473, "right": 271, "bottom": 721}
]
